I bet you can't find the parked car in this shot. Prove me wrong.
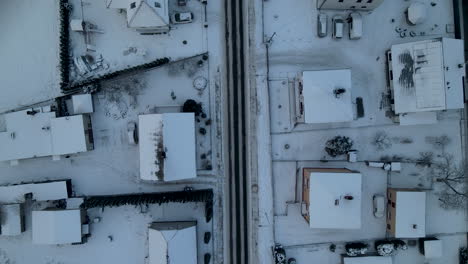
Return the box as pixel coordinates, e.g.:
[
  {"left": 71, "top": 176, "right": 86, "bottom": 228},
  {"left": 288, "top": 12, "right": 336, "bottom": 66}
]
[
  {"left": 172, "top": 12, "right": 194, "bottom": 24},
  {"left": 348, "top": 12, "right": 363, "bottom": 40},
  {"left": 373, "top": 194, "right": 385, "bottom": 218},
  {"left": 317, "top": 13, "right": 328, "bottom": 38},
  {"left": 127, "top": 121, "right": 138, "bottom": 145},
  {"left": 177, "top": 0, "right": 187, "bottom": 6},
  {"left": 332, "top": 15, "right": 344, "bottom": 39}
]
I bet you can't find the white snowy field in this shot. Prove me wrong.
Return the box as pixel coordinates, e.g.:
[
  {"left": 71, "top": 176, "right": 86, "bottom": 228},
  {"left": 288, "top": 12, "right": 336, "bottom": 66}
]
[
  {"left": 258, "top": 0, "right": 468, "bottom": 263},
  {"left": 0, "top": 0, "right": 61, "bottom": 113},
  {"left": 0, "top": 202, "right": 213, "bottom": 264}
]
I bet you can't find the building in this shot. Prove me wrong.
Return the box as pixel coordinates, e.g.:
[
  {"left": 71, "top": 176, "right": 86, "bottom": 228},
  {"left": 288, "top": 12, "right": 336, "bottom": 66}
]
[
  {"left": 69, "top": 94, "right": 94, "bottom": 115},
  {"left": 343, "top": 256, "right": 392, "bottom": 264},
  {"left": 139, "top": 113, "right": 197, "bottom": 181},
  {"left": 32, "top": 209, "right": 86, "bottom": 245},
  {"left": 317, "top": 0, "right": 384, "bottom": 10},
  {"left": 387, "top": 188, "right": 426, "bottom": 238},
  {"left": 302, "top": 168, "right": 362, "bottom": 229},
  {"left": 386, "top": 38, "right": 465, "bottom": 125},
  {"left": 148, "top": 221, "right": 197, "bottom": 264},
  {"left": 419, "top": 237, "right": 443, "bottom": 259},
  {"left": 106, "top": 0, "right": 170, "bottom": 34},
  {"left": 0, "top": 204, "right": 25, "bottom": 236},
  {"left": 296, "top": 69, "right": 354, "bottom": 124},
  {"left": 0, "top": 180, "right": 71, "bottom": 204},
  {"left": 0, "top": 107, "right": 94, "bottom": 164}
]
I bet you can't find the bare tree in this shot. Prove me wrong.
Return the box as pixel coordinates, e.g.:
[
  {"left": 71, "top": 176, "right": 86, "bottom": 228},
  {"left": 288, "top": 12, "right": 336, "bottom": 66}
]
[{"left": 432, "top": 154, "right": 467, "bottom": 209}]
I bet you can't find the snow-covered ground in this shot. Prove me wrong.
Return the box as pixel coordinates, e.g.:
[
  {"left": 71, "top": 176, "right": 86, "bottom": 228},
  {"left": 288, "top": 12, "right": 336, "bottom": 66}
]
[
  {"left": 0, "top": 0, "right": 61, "bottom": 113},
  {"left": 0, "top": 0, "right": 226, "bottom": 263},
  {"left": 254, "top": 0, "right": 468, "bottom": 263}
]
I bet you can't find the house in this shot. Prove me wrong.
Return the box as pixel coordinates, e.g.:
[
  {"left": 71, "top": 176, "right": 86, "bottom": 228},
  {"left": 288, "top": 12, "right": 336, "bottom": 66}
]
[
  {"left": 139, "top": 113, "right": 197, "bottom": 181},
  {"left": 343, "top": 256, "right": 392, "bottom": 264},
  {"left": 0, "top": 180, "right": 71, "bottom": 204},
  {"left": 0, "top": 204, "right": 25, "bottom": 236},
  {"left": 107, "top": 0, "right": 170, "bottom": 34},
  {"left": 387, "top": 188, "right": 426, "bottom": 238},
  {"left": 296, "top": 69, "right": 354, "bottom": 124},
  {"left": 301, "top": 168, "right": 362, "bottom": 229},
  {"left": 32, "top": 209, "right": 86, "bottom": 245},
  {"left": 148, "top": 221, "right": 197, "bottom": 264},
  {"left": 317, "top": 0, "right": 384, "bottom": 11},
  {"left": 0, "top": 107, "right": 94, "bottom": 164},
  {"left": 386, "top": 38, "right": 465, "bottom": 125}
]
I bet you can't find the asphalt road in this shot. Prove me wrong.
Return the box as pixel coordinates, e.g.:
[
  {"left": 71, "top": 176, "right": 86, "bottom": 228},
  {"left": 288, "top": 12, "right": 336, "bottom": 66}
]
[{"left": 224, "top": 0, "right": 249, "bottom": 263}]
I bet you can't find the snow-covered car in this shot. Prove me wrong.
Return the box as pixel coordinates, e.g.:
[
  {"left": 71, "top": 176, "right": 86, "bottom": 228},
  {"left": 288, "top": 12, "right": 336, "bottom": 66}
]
[
  {"left": 332, "top": 15, "right": 344, "bottom": 39},
  {"left": 348, "top": 12, "right": 363, "bottom": 40},
  {"left": 127, "top": 121, "right": 138, "bottom": 145},
  {"left": 172, "top": 12, "right": 194, "bottom": 24},
  {"left": 317, "top": 13, "right": 328, "bottom": 38},
  {"left": 373, "top": 194, "right": 385, "bottom": 218}
]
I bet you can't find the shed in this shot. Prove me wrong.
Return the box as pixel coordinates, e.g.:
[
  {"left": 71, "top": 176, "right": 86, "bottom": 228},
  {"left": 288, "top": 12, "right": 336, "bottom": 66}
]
[
  {"left": 71, "top": 94, "right": 94, "bottom": 114},
  {"left": 298, "top": 70, "right": 353, "bottom": 124},
  {"left": 387, "top": 188, "right": 426, "bottom": 238},
  {"left": 139, "top": 113, "right": 197, "bottom": 181},
  {"left": 419, "top": 237, "right": 443, "bottom": 258},
  {"left": 0, "top": 180, "right": 71, "bottom": 204},
  {"left": 32, "top": 209, "right": 84, "bottom": 245},
  {"left": 343, "top": 256, "right": 392, "bottom": 264},
  {"left": 148, "top": 221, "right": 197, "bottom": 264},
  {"left": 0, "top": 204, "right": 25, "bottom": 236},
  {"left": 302, "top": 168, "right": 362, "bottom": 229}
]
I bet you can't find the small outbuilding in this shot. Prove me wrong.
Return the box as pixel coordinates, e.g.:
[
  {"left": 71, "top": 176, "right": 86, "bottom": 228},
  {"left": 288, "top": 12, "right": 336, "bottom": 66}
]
[
  {"left": 343, "top": 256, "right": 392, "bottom": 264},
  {"left": 387, "top": 188, "right": 426, "bottom": 238},
  {"left": 0, "top": 204, "right": 25, "bottom": 236},
  {"left": 32, "top": 209, "right": 85, "bottom": 245},
  {"left": 139, "top": 113, "right": 197, "bottom": 181},
  {"left": 148, "top": 221, "right": 197, "bottom": 264},
  {"left": 419, "top": 237, "right": 443, "bottom": 259},
  {"left": 302, "top": 168, "right": 362, "bottom": 229},
  {"left": 297, "top": 70, "right": 354, "bottom": 124}
]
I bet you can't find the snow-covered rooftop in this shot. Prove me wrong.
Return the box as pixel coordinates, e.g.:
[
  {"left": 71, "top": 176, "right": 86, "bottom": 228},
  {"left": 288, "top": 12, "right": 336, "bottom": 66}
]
[
  {"left": 148, "top": 221, "right": 197, "bottom": 264},
  {"left": 0, "top": 204, "right": 24, "bottom": 236},
  {"left": 306, "top": 169, "right": 361, "bottom": 229},
  {"left": 0, "top": 180, "right": 70, "bottom": 204},
  {"left": 32, "top": 209, "right": 83, "bottom": 245},
  {"left": 301, "top": 70, "right": 353, "bottom": 124},
  {"left": 107, "top": 0, "right": 169, "bottom": 32},
  {"left": 343, "top": 256, "right": 392, "bottom": 264},
  {"left": 389, "top": 38, "right": 465, "bottom": 114},
  {"left": 393, "top": 190, "right": 426, "bottom": 238},
  {"left": 0, "top": 108, "right": 92, "bottom": 163},
  {"left": 139, "top": 113, "right": 197, "bottom": 181},
  {"left": 71, "top": 94, "right": 94, "bottom": 115}
]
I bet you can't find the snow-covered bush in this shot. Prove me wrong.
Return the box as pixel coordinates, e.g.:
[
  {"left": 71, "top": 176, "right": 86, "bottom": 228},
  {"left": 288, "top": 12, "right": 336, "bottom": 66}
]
[
  {"left": 325, "top": 136, "right": 353, "bottom": 157},
  {"left": 375, "top": 240, "right": 408, "bottom": 256},
  {"left": 345, "top": 242, "right": 368, "bottom": 257},
  {"left": 460, "top": 247, "right": 468, "bottom": 264}
]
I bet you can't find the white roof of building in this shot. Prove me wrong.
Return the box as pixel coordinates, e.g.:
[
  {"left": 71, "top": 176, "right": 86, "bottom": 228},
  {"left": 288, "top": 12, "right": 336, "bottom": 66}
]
[
  {"left": 71, "top": 94, "right": 94, "bottom": 114},
  {"left": 0, "top": 181, "right": 70, "bottom": 204},
  {"left": 0, "top": 109, "right": 90, "bottom": 162},
  {"left": 407, "top": 2, "right": 427, "bottom": 25},
  {"left": 128, "top": 0, "right": 169, "bottom": 28},
  {"left": 148, "top": 222, "right": 197, "bottom": 264},
  {"left": 390, "top": 38, "right": 465, "bottom": 114},
  {"left": 424, "top": 239, "right": 443, "bottom": 258},
  {"left": 139, "top": 113, "right": 197, "bottom": 181},
  {"left": 107, "top": 0, "right": 169, "bottom": 30},
  {"left": 32, "top": 209, "right": 82, "bottom": 245},
  {"left": 343, "top": 256, "right": 392, "bottom": 264},
  {"left": 308, "top": 171, "right": 362, "bottom": 229},
  {"left": 394, "top": 191, "right": 426, "bottom": 238},
  {"left": 0, "top": 204, "right": 23, "bottom": 236},
  {"left": 302, "top": 70, "right": 353, "bottom": 123}
]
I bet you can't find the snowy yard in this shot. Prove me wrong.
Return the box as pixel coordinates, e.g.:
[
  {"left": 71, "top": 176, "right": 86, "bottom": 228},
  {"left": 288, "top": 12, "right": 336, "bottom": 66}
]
[
  {"left": 0, "top": 0, "right": 61, "bottom": 113},
  {"left": 261, "top": 0, "right": 468, "bottom": 263}
]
